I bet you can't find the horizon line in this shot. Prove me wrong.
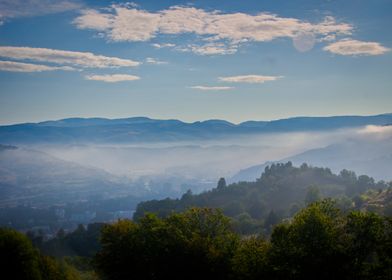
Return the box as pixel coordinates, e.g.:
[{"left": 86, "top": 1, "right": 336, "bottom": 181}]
[{"left": 1, "top": 112, "right": 391, "bottom": 127}]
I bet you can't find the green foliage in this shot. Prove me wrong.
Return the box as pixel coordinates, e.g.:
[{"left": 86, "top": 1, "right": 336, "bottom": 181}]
[
  {"left": 305, "top": 185, "right": 321, "bottom": 205},
  {"left": 0, "top": 227, "right": 83, "bottom": 280},
  {"left": 134, "top": 163, "right": 389, "bottom": 234},
  {"left": 95, "top": 208, "right": 239, "bottom": 280},
  {"left": 231, "top": 237, "right": 271, "bottom": 279},
  {"left": 0, "top": 227, "right": 42, "bottom": 280},
  {"left": 217, "top": 177, "right": 227, "bottom": 189},
  {"left": 39, "top": 223, "right": 104, "bottom": 257},
  {"left": 345, "top": 212, "right": 392, "bottom": 278},
  {"left": 5, "top": 200, "right": 392, "bottom": 280},
  {"left": 232, "top": 213, "right": 262, "bottom": 235},
  {"left": 264, "top": 210, "right": 280, "bottom": 232},
  {"left": 63, "top": 257, "right": 99, "bottom": 280},
  {"left": 4, "top": 163, "right": 392, "bottom": 279},
  {"left": 269, "top": 200, "right": 345, "bottom": 279},
  {"left": 96, "top": 202, "right": 392, "bottom": 280},
  {"left": 263, "top": 200, "right": 391, "bottom": 280},
  {"left": 39, "top": 255, "right": 83, "bottom": 280}
]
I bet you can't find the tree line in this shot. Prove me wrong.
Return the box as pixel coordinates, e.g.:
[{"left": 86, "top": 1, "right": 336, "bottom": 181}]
[
  {"left": 134, "top": 162, "right": 392, "bottom": 234},
  {"left": 2, "top": 200, "right": 392, "bottom": 279}
]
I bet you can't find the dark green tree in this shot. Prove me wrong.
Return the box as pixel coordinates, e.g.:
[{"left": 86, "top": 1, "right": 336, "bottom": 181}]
[
  {"left": 268, "top": 200, "right": 345, "bottom": 280},
  {"left": 231, "top": 237, "right": 271, "bottom": 279},
  {"left": 95, "top": 208, "right": 239, "bottom": 280},
  {"left": 0, "top": 228, "right": 42, "bottom": 280},
  {"left": 217, "top": 177, "right": 227, "bottom": 190}
]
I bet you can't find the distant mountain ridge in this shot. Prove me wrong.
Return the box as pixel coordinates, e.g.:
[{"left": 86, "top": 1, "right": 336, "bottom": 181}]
[{"left": 1, "top": 113, "right": 392, "bottom": 144}]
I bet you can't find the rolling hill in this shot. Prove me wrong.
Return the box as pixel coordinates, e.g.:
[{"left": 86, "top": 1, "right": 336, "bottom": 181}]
[{"left": 0, "top": 145, "right": 142, "bottom": 207}]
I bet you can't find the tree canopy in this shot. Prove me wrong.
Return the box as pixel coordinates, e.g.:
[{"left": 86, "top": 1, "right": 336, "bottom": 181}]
[
  {"left": 95, "top": 202, "right": 392, "bottom": 280},
  {"left": 134, "top": 163, "right": 390, "bottom": 234}
]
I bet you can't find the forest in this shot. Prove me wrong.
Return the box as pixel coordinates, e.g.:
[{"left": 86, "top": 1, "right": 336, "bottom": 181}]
[
  {"left": 2, "top": 201, "right": 392, "bottom": 279},
  {"left": 135, "top": 162, "right": 392, "bottom": 234},
  {"left": 1, "top": 163, "right": 392, "bottom": 279}
]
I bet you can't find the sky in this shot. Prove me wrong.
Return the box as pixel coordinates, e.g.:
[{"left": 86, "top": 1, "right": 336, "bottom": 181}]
[{"left": 0, "top": 0, "right": 391, "bottom": 124}]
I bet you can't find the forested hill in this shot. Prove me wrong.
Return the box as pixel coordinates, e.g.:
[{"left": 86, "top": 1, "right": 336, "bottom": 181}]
[{"left": 134, "top": 162, "right": 391, "bottom": 233}]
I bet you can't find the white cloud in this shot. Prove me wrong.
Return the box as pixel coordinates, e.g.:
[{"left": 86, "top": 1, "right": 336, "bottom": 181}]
[
  {"left": 190, "top": 86, "right": 233, "bottom": 91},
  {"left": 72, "top": 9, "right": 113, "bottom": 31},
  {"left": 73, "top": 5, "right": 354, "bottom": 55},
  {"left": 146, "top": 57, "right": 167, "bottom": 65},
  {"left": 219, "top": 75, "right": 282, "bottom": 84},
  {"left": 179, "top": 42, "right": 238, "bottom": 56},
  {"left": 323, "top": 39, "right": 390, "bottom": 56},
  {"left": 151, "top": 43, "right": 175, "bottom": 49},
  {"left": 80, "top": 6, "right": 161, "bottom": 42},
  {"left": 0, "top": 46, "right": 140, "bottom": 68},
  {"left": 0, "top": 0, "right": 81, "bottom": 21},
  {"left": 85, "top": 74, "right": 140, "bottom": 82},
  {"left": 0, "top": 60, "right": 75, "bottom": 72}
]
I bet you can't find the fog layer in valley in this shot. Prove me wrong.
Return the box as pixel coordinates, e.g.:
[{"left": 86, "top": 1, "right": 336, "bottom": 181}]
[
  {"left": 1, "top": 124, "right": 391, "bottom": 207},
  {"left": 36, "top": 125, "right": 392, "bottom": 181}
]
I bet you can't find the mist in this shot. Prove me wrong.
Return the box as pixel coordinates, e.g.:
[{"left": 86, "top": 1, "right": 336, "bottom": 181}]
[
  {"left": 2, "top": 124, "right": 390, "bottom": 208},
  {"left": 30, "top": 125, "right": 392, "bottom": 182}
]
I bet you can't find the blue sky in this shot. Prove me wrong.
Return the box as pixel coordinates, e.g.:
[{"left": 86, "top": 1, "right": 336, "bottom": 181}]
[{"left": 0, "top": 0, "right": 391, "bottom": 124}]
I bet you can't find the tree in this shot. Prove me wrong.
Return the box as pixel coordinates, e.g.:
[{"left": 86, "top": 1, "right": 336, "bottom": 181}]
[
  {"left": 0, "top": 227, "right": 78, "bottom": 280},
  {"left": 344, "top": 211, "right": 391, "bottom": 279},
  {"left": 95, "top": 208, "right": 239, "bottom": 280},
  {"left": 0, "top": 228, "right": 42, "bottom": 280},
  {"left": 94, "top": 203, "right": 392, "bottom": 280},
  {"left": 231, "top": 237, "right": 271, "bottom": 279},
  {"left": 224, "top": 201, "right": 244, "bottom": 216},
  {"left": 264, "top": 210, "right": 279, "bottom": 230},
  {"left": 217, "top": 177, "right": 227, "bottom": 190},
  {"left": 340, "top": 169, "right": 357, "bottom": 183},
  {"left": 268, "top": 200, "right": 345, "bottom": 280},
  {"left": 305, "top": 185, "right": 321, "bottom": 205},
  {"left": 181, "top": 189, "right": 193, "bottom": 201},
  {"left": 232, "top": 213, "right": 260, "bottom": 235}
]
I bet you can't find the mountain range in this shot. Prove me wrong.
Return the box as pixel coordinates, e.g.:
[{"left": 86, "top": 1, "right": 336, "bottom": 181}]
[
  {"left": 1, "top": 113, "right": 392, "bottom": 144},
  {"left": 1, "top": 114, "right": 392, "bottom": 207}
]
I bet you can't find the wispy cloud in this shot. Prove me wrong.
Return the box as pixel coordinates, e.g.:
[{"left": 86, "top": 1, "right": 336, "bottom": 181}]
[
  {"left": 0, "top": 60, "right": 75, "bottom": 72},
  {"left": 73, "top": 5, "right": 354, "bottom": 55},
  {"left": 85, "top": 74, "right": 140, "bottom": 82},
  {"left": 0, "top": 0, "right": 81, "bottom": 22},
  {"left": 179, "top": 43, "right": 238, "bottom": 56},
  {"left": 219, "top": 75, "right": 282, "bottom": 84},
  {"left": 0, "top": 46, "right": 140, "bottom": 68},
  {"left": 146, "top": 57, "right": 168, "bottom": 65},
  {"left": 151, "top": 43, "right": 175, "bottom": 49},
  {"left": 323, "top": 39, "right": 390, "bottom": 56},
  {"left": 190, "top": 85, "right": 234, "bottom": 91}
]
